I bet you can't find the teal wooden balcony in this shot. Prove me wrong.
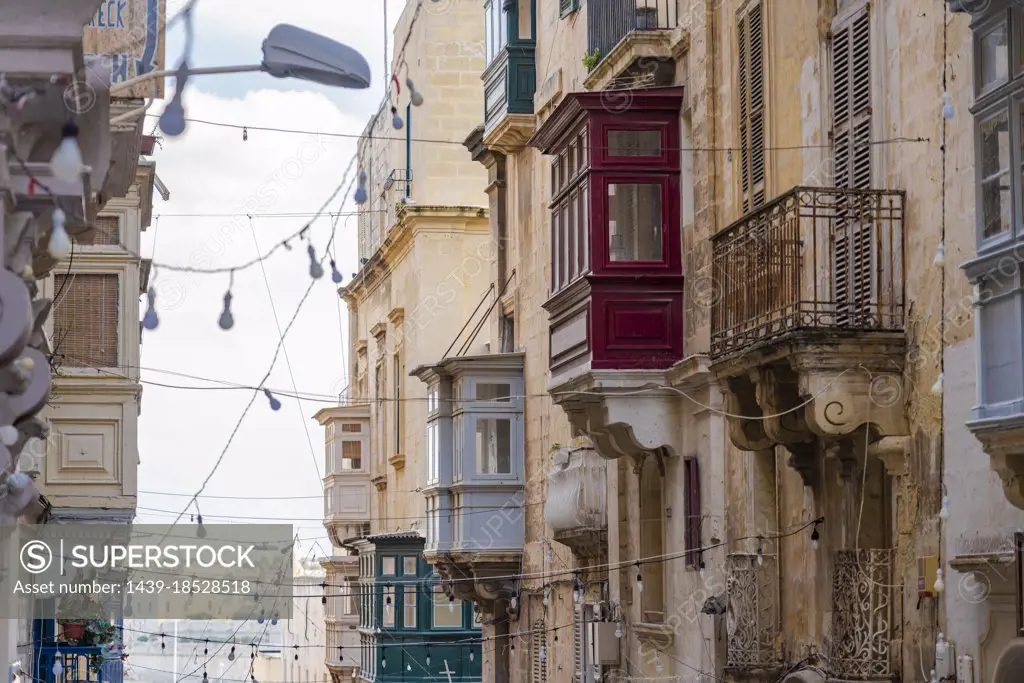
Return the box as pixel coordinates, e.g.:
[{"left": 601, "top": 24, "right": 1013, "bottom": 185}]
[{"left": 481, "top": 0, "right": 536, "bottom": 153}]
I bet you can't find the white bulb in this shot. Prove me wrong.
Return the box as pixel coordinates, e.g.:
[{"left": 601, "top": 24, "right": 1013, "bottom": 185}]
[
  {"left": 934, "top": 568, "right": 945, "bottom": 593},
  {"left": 449, "top": 598, "right": 455, "bottom": 612},
  {"left": 932, "top": 373, "right": 944, "bottom": 396},
  {"left": 699, "top": 566, "right": 706, "bottom": 580},
  {"left": 655, "top": 657, "right": 663, "bottom": 674},
  {"left": 510, "top": 596, "right": 517, "bottom": 610},
  {"left": 933, "top": 241, "right": 945, "bottom": 266},
  {"left": 542, "top": 590, "right": 549, "bottom": 606},
  {"left": 939, "top": 495, "right": 950, "bottom": 520},
  {"left": 540, "top": 646, "right": 546, "bottom": 661},
  {"left": 942, "top": 92, "right": 955, "bottom": 120},
  {"left": 812, "top": 538, "right": 819, "bottom": 551},
  {"left": 15, "top": 356, "right": 35, "bottom": 372},
  {"left": 49, "top": 208, "right": 71, "bottom": 260},
  {"left": 614, "top": 624, "right": 622, "bottom": 639},
  {"left": 20, "top": 266, "right": 33, "bottom": 280},
  {"left": 0, "top": 425, "right": 18, "bottom": 446},
  {"left": 757, "top": 549, "right": 764, "bottom": 566},
  {"left": 7, "top": 472, "right": 30, "bottom": 492},
  {"left": 51, "top": 133, "right": 84, "bottom": 184},
  {"left": 52, "top": 655, "right": 63, "bottom": 678}
]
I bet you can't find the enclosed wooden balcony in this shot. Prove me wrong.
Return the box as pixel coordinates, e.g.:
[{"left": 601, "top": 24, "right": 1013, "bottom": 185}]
[{"left": 709, "top": 186, "right": 909, "bottom": 484}]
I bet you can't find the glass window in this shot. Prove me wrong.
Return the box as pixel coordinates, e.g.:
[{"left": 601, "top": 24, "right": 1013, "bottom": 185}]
[
  {"left": 608, "top": 183, "right": 664, "bottom": 261},
  {"left": 341, "top": 423, "right": 361, "bottom": 433},
  {"left": 383, "top": 585, "right": 395, "bottom": 627},
  {"left": 403, "top": 557, "right": 417, "bottom": 575},
  {"left": 608, "top": 130, "right": 662, "bottom": 156},
  {"left": 453, "top": 414, "right": 464, "bottom": 481},
  {"left": 476, "top": 383, "right": 512, "bottom": 401},
  {"left": 980, "top": 21, "right": 1010, "bottom": 92},
  {"left": 980, "top": 109, "right": 1011, "bottom": 239},
  {"left": 382, "top": 557, "right": 396, "bottom": 575},
  {"left": 433, "top": 585, "right": 463, "bottom": 628},
  {"left": 342, "top": 440, "right": 362, "bottom": 470},
  {"left": 427, "top": 422, "right": 440, "bottom": 484},
  {"left": 427, "top": 386, "right": 439, "bottom": 414},
  {"left": 476, "top": 418, "right": 512, "bottom": 474},
  {"left": 404, "top": 585, "right": 417, "bottom": 629}
]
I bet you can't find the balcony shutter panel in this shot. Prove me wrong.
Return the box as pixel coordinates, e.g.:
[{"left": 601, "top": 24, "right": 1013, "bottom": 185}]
[
  {"left": 573, "top": 610, "right": 583, "bottom": 683},
  {"left": 532, "top": 619, "right": 547, "bottom": 683},
  {"left": 53, "top": 273, "right": 120, "bottom": 367},
  {"left": 93, "top": 216, "right": 120, "bottom": 245},
  {"left": 738, "top": 0, "right": 766, "bottom": 212},
  {"left": 831, "top": 7, "right": 873, "bottom": 326},
  {"left": 684, "top": 457, "right": 701, "bottom": 567},
  {"left": 560, "top": 0, "right": 578, "bottom": 18}
]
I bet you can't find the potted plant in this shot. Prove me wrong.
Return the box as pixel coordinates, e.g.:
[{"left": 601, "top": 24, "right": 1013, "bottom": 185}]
[{"left": 56, "top": 587, "right": 108, "bottom": 644}]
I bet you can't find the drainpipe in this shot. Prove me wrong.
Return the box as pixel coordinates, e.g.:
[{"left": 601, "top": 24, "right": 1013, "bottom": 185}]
[{"left": 405, "top": 102, "right": 412, "bottom": 200}]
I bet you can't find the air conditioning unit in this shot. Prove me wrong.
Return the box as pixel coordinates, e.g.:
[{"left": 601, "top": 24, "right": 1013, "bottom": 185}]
[{"left": 589, "top": 622, "right": 620, "bottom": 665}]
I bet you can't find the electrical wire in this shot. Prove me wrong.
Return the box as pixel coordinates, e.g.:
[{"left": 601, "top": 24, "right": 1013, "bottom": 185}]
[{"left": 142, "top": 113, "right": 930, "bottom": 154}]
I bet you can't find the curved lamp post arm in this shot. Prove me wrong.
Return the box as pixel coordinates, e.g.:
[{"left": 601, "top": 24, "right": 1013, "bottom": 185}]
[{"left": 110, "top": 64, "right": 263, "bottom": 96}]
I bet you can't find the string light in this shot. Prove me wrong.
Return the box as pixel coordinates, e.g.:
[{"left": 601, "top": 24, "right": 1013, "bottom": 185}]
[
  {"left": 756, "top": 538, "right": 764, "bottom": 566},
  {"left": 449, "top": 594, "right": 456, "bottom": 612},
  {"left": 51, "top": 653, "right": 62, "bottom": 679},
  {"left": 934, "top": 568, "right": 945, "bottom": 593},
  {"left": 934, "top": 241, "right": 946, "bottom": 266},
  {"left": 354, "top": 170, "right": 368, "bottom": 204},
  {"left": 228, "top": 646, "right": 236, "bottom": 662},
  {"left": 49, "top": 208, "right": 71, "bottom": 260},
  {"left": 219, "top": 273, "right": 235, "bottom": 330},
  {"left": 698, "top": 556, "right": 706, "bottom": 580},
  {"left": 614, "top": 622, "right": 622, "bottom": 639},
  {"left": 381, "top": 649, "right": 387, "bottom": 669},
  {"left": 142, "top": 287, "right": 159, "bottom": 330},
  {"left": 939, "top": 494, "right": 950, "bottom": 521},
  {"left": 50, "top": 121, "right": 84, "bottom": 183},
  {"left": 390, "top": 105, "right": 404, "bottom": 130},
  {"left": 307, "top": 243, "right": 324, "bottom": 279},
  {"left": 195, "top": 513, "right": 206, "bottom": 539},
  {"left": 932, "top": 373, "right": 944, "bottom": 396},
  {"left": 407, "top": 78, "right": 424, "bottom": 107},
  {"left": 635, "top": 562, "right": 644, "bottom": 593},
  {"left": 469, "top": 651, "right": 475, "bottom": 662},
  {"left": 330, "top": 259, "right": 343, "bottom": 284},
  {"left": 426, "top": 648, "right": 431, "bottom": 667},
  {"left": 941, "top": 92, "right": 955, "bottom": 120},
  {"left": 243, "top": 126, "right": 249, "bottom": 141},
  {"left": 542, "top": 587, "right": 550, "bottom": 606},
  {"left": 655, "top": 653, "right": 663, "bottom": 674},
  {"left": 264, "top": 388, "right": 282, "bottom": 411},
  {"left": 204, "top": 640, "right": 209, "bottom": 656}
]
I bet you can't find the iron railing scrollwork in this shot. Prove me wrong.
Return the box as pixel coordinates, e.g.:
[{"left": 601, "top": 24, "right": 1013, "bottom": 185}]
[
  {"left": 710, "top": 186, "right": 905, "bottom": 359},
  {"left": 725, "top": 552, "right": 779, "bottom": 669},
  {"left": 831, "top": 548, "right": 896, "bottom": 679}
]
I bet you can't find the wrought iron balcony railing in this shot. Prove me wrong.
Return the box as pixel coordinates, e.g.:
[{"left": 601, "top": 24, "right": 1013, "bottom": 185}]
[
  {"left": 587, "top": 0, "right": 677, "bottom": 67},
  {"left": 710, "top": 186, "right": 905, "bottom": 359},
  {"left": 38, "top": 645, "right": 121, "bottom": 683},
  {"left": 725, "top": 553, "right": 780, "bottom": 670},
  {"left": 830, "top": 548, "right": 896, "bottom": 679}
]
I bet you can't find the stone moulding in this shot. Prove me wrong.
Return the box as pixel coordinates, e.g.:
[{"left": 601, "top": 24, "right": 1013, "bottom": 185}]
[
  {"left": 968, "top": 414, "right": 1024, "bottom": 509},
  {"left": 712, "top": 332, "right": 908, "bottom": 486}
]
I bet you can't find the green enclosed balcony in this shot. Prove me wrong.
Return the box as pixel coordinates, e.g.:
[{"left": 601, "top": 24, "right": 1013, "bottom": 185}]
[{"left": 482, "top": 0, "right": 537, "bottom": 154}]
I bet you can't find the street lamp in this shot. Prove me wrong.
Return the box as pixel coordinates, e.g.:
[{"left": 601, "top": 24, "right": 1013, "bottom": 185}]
[{"left": 111, "top": 24, "right": 372, "bottom": 95}]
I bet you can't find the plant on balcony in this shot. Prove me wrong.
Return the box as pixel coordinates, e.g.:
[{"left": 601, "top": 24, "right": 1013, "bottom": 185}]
[
  {"left": 582, "top": 49, "right": 601, "bottom": 70},
  {"left": 56, "top": 588, "right": 117, "bottom": 649}
]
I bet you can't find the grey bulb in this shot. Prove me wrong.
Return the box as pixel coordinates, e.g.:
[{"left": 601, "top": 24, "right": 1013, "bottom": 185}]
[
  {"left": 308, "top": 244, "right": 324, "bottom": 279},
  {"left": 218, "top": 292, "right": 234, "bottom": 330}
]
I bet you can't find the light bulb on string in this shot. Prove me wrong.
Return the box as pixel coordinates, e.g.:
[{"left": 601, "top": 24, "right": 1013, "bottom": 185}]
[
  {"left": 407, "top": 664, "right": 412, "bottom": 672},
  {"left": 51, "top": 121, "right": 84, "bottom": 183},
  {"left": 932, "top": 373, "right": 944, "bottom": 396},
  {"left": 654, "top": 654, "right": 663, "bottom": 674},
  {"left": 218, "top": 272, "right": 235, "bottom": 329},
  {"left": 934, "top": 568, "right": 945, "bottom": 593},
  {"left": 257, "top": 611, "right": 265, "bottom": 624},
  {"left": 271, "top": 616, "right": 278, "bottom": 626},
  {"left": 934, "top": 241, "right": 946, "bottom": 266},
  {"left": 161, "top": 635, "right": 166, "bottom": 651},
  {"left": 382, "top": 650, "right": 387, "bottom": 669},
  {"left": 228, "top": 646, "right": 236, "bottom": 662},
  {"left": 322, "top": 582, "right": 328, "bottom": 605},
  {"left": 331, "top": 259, "right": 343, "bottom": 284},
  {"left": 469, "top": 651, "right": 475, "bottom": 662},
  {"left": 308, "top": 243, "right": 324, "bottom": 279},
  {"left": 636, "top": 563, "right": 644, "bottom": 593},
  {"left": 52, "top": 653, "right": 63, "bottom": 679},
  {"left": 698, "top": 557, "right": 706, "bottom": 581},
  {"left": 337, "top": 646, "right": 343, "bottom": 662},
  {"left": 540, "top": 645, "right": 546, "bottom": 662},
  {"left": 264, "top": 388, "right": 282, "bottom": 411},
  {"left": 756, "top": 539, "right": 764, "bottom": 566},
  {"left": 243, "top": 126, "right": 248, "bottom": 142},
  {"left": 159, "top": 61, "right": 190, "bottom": 136},
  {"left": 142, "top": 286, "right": 159, "bottom": 330},
  {"left": 203, "top": 671, "right": 208, "bottom": 682},
  {"left": 542, "top": 587, "right": 550, "bottom": 606},
  {"left": 426, "top": 648, "right": 431, "bottom": 667},
  {"left": 614, "top": 622, "right": 622, "bottom": 639},
  {"left": 49, "top": 207, "right": 71, "bottom": 260},
  {"left": 942, "top": 92, "right": 955, "bottom": 120},
  {"left": 406, "top": 78, "right": 424, "bottom": 107},
  {"left": 354, "top": 171, "right": 368, "bottom": 205},
  {"left": 195, "top": 514, "right": 206, "bottom": 539},
  {"left": 449, "top": 595, "right": 455, "bottom": 612},
  {"left": 204, "top": 641, "right": 209, "bottom": 656},
  {"left": 391, "top": 106, "right": 404, "bottom": 130},
  {"left": 510, "top": 595, "right": 518, "bottom": 611},
  {"left": 545, "top": 543, "right": 553, "bottom": 563},
  {"left": 811, "top": 523, "right": 820, "bottom": 551},
  {"left": 0, "top": 426, "right": 18, "bottom": 446}
]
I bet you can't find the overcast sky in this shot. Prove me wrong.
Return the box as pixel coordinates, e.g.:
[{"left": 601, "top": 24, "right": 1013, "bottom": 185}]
[{"left": 133, "top": 0, "right": 407, "bottom": 557}]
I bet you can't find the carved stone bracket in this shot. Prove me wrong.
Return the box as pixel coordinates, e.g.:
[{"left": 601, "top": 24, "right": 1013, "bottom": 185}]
[
  {"left": 483, "top": 114, "right": 537, "bottom": 156},
  {"left": 551, "top": 370, "right": 678, "bottom": 460},
  {"left": 969, "top": 417, "right": 1024, "bottom": 510},
  {"left": 429, "top": 552, "right": 521, "bottom": 614},
  {"left": 868, "top": 436, "right": 909, "bottom": 477}
]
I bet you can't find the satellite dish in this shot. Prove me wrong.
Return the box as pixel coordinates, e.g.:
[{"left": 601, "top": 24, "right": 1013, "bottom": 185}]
[{"left": 261, "top": 24, "right": 372, "bottom": 89}]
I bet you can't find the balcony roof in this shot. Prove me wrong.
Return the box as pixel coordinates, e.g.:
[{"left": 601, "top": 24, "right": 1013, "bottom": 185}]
[
  {"left": 312, "top": 403, "right": 371, "bottom": 424},
  {"left": 527, "top": 85, "right": 684, "bottom": 154},
  {"left": 411, "top": 351, "right": 526, "bottom": 383}
]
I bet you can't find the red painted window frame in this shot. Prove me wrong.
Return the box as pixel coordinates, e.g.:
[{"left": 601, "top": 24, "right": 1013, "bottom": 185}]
[{"left": 589, "top": 172, "right": 681, "bottom": 276}]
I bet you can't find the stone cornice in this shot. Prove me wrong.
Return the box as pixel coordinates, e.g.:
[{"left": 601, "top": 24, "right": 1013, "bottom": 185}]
[
  {"left": 339, "top": 206, "right": 490, "bottom": 304},
  {"left": 51, "top": 376, "right": 142, "bottom": 398}
]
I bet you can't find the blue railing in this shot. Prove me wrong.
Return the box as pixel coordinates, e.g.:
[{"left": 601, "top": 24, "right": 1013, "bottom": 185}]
[{"left": 36, "top": 645, "right": 123, "bottom": 683}]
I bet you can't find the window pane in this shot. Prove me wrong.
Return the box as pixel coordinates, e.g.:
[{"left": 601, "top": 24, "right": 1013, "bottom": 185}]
[
  {"left": 476, "top": 383, "right": 512, "bottom": 401},
  {"left": 476, "top": 418, "right": 512, "bottom": 474},
  {"left": 342, "top": 441, "right": 362, "bottom": 470},
  {"left": 485, "top": 0, "right": 494, "bottom": 62},
  {"left": 980, "top": 22, "right": 1009, "bottom": 91},
  {"left": 341, "top": 424, "right": 361, "bottom": 433},
  {"left": 607, "top": 130, "right": 662, "bottom": 156},
  {"left": 568, "top": 193, "right": 577, "bottom": 282},
  {"left": 981, "top": 110, "right": 1011, "bottom": 239},
  {"left": 382, "top": 557, "right": 396, "bottom": 575},
  {"left": 433, "top": 586, "right": 463, "bottom": 627},
  {"left": 383, "top": 585, "right": 395, "bottom": 626},
  {"left": 608, "top": 183, "right": 664, "bottom": 261},
  {"left": 404, "top": 586, "right": 417, "bottom": 629},
  {"left": 403, "top": 557, "right": 417, "bottom": 575},
  {"left": 580, "top": 182, "right": 590, "bottom": 273},
  {"left": 427, "top": 423, "right": 439, "bottom": 484}
]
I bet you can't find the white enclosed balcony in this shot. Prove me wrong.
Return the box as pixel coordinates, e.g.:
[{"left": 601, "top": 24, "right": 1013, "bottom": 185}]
[
  {"left": 544, "top": 442, "right": 607, "bottom": 559},
  {"left": 316, "top": 404, "right": 373, "bottom": 547}
]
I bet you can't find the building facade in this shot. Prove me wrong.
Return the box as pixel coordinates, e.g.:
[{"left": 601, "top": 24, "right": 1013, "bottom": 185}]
[
  {"left": 340, "top": 0, "right": 1024, "bottom": 682},
  {"left": 283, "top": 559, "right": 330, "bottom": 683}
]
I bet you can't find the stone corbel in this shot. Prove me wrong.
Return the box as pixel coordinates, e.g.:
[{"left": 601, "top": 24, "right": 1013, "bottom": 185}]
[
  {"left": 868, "top": 436, "right": 909, "bottom": 477},
  {"left": 753, "top": 366, "right": 812, "bottom": 445},
  {"left": 798, "top": 366, "right": 906, "bottom": 441},
  {"left": 722, "top": 377, "right": 772, "bottom": 451},
  {"left": 989, "top": 449, "right": 1024, "bottom": 510}
]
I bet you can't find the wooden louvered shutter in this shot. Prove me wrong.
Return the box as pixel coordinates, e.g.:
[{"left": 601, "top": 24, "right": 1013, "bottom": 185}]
[
  {"left": 532, "top": 619, "right": 547, "bottom": 683},
  {"left": 53, "top": 273, "right": 120, "bottom": 367},
  {"left": 831, "top": 7, "right": 873, "bottom": 326},
  {"left": 684, "top": 457, "right": 701, "bottom": 568},
  {"left": 738, "top": 0, "right": 766, "bottom": 213},
  {"left": 560, "top": 0, "right": 578, "bottom": 19}
]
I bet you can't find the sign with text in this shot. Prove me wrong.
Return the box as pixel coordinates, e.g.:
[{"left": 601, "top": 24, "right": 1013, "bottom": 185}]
[
  {"left": 83, "top": 0, "right": 167, "bottom": 99},
  {"left": 0, "top": 525, "right": 294, "bottom": 619}
]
